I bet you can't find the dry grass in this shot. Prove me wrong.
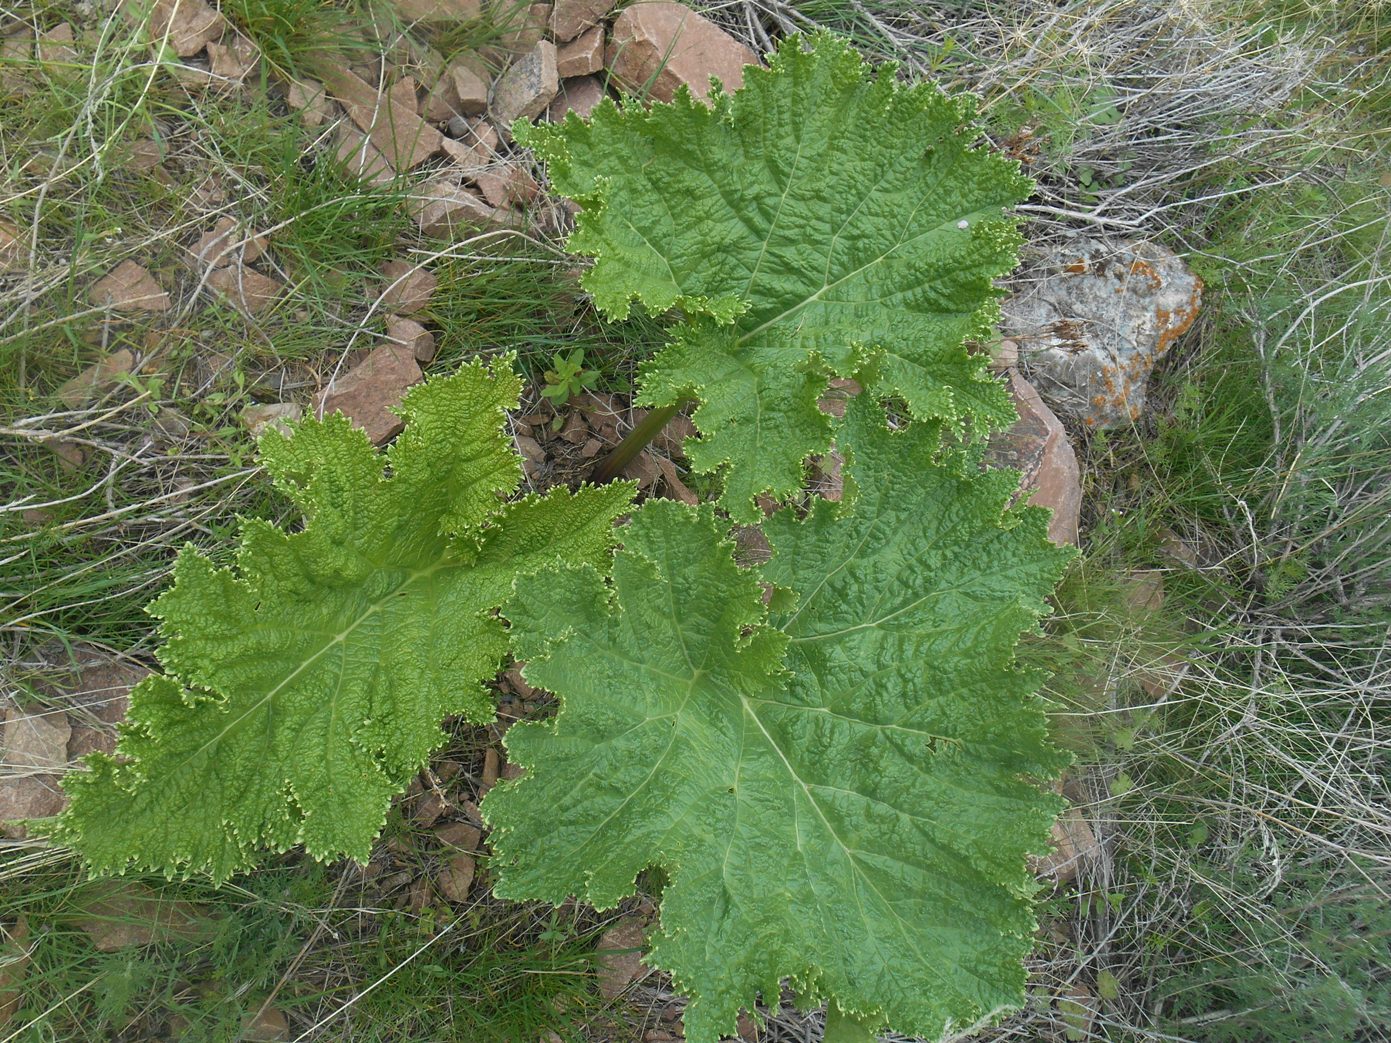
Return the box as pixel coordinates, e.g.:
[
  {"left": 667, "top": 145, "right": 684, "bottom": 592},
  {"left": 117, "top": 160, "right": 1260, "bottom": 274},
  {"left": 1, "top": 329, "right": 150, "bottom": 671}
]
[{"left": 721, "top": 0, "right": 1382, "bottom": 240}]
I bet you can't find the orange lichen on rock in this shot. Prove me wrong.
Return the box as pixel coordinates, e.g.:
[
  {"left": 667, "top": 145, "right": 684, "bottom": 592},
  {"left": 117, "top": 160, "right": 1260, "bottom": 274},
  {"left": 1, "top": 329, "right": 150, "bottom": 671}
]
[
  {"left": 1127, "top": 258, "right": 1163, "bottom": 291},
  {"left": 1154, "top": 277, "right": 1203, "bottom": 355},
  {"left": 1002, "top": 239, "right": 1203, "bottom": 428}
]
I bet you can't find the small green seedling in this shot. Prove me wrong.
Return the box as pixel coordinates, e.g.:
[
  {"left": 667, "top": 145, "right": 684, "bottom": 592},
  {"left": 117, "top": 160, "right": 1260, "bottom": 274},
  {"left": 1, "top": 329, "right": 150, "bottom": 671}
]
[{"left": 540, "top": 348, "right": 600, "bottom": 407}]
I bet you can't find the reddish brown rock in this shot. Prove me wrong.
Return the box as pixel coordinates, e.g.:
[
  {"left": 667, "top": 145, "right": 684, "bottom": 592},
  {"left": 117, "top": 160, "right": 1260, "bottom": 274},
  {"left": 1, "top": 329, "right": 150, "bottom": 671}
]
[
  {"left": 441, "top": 118, "right": 499, "bottom": 171},
  {"left": 481, "top": 747, "right": 501, "bottom": 788},
  {"left": 167, "top": 58, "right": 219, "bottom": 90},
  {"left": 457, "top": 117, "right": 501, "bottom": 155},
  {"left": 91, "top": 260, "right": 170, "bottom": 312},
  {"left": 0, "top": 773, "right": 65, "bottom": 839},
  {"left": 390, "top": 0, "right": 482, "bottom": 21},
  {"left": 409, "top": 179, "right": 501, "bottom": 238},
  {"left": 37, "top": 22, "right": 78, "bottom": 65},
  {"left": 389, "top": 75, "right": 418, "bottom": 115},
  {"left": 596, "top": 915, "right": 647, "bottom": 999},
  {"left": 1122, "top": 569, "right": 1164, "bottom": 615},
  {"left": 437, "top": 853, "right": 476, "bottom": 901},
  {"left": 421, "top": 63, "right": 461, "bottom": 122},
  {"left": 206, "top": 265, "right": 283, "bottom": 316},
  {"left": 0, "top": 916, "right": 30, "bottom": 1029},
  {"left": 550, "top": 0, "right": 617, "bottom": 42},
  {"left": 241, "top": 401, "right": 302, "bottom": 438},
  {"left": 1003, "top": 239, "right": 1203, "bottom": 428},
  {"left": 0, "top": 701, "right": 71, "bottom": 831},
  {"left": 206, "top": 32, "right": 259, "bottom": 83},
  {"left": 545, "top": 75, "right": 604, "bottom": 121},
  {"left": 449, "top": 61, "right": 489, "bottom": 115},
  {"left": 190, "top": 174, "right": 227, "bottom": 207},
  {"left": 514, "top": 433, "right": 546, "bottom": 481},
  {"left": 286, "top": 78, "right": 333, "bottom": 127},
  {"left": 475, "top": 163, "right": 539, "bottom": 209},
  {"left": 125, "top": 137, "right": 168, "bottom": 177},
  {"left": 0, "top": 32, "right": 33, "bottom": 96},
  {"left": 556, "top": 25, "right": 603, "bottom": 77},
  {"left": 0, "top": 218, "right": 23, "bottom": 272},
  {"left": 1033, "top": 806, "right": 1102, "bottom": 884},
  {"left": 149, "top": 0, "right": 225, "bottom": 57},
  {"left": 490, "top": 40, "right": 558, "bottom": 129},
  {"left": 73, "top": 880, "right": 209, "bottom": 951},
  {"left": 606, "top": 2, "right": 758, "bottom": 102},
  {"left": 502, "top": 664, "right": 536, "bottom": 699},
  {"left": 41, "top": 649, "right": 144, "bottom": 761},
  {"left": 986, "top": 370, "right": 1082, "bottom": 547},
  {"left": 335, "top": 123, "right": 395, "bottom": 184},
  {"left": 44, "top": 439, "right": 87, "bottom": 471},
  {"left": 494, "top": 2, "right": 551, "bottom": 53},
  {"left": 190, "top": 217, "right": 267, "bottom": 269},
  {"left": 384, "top": 315, "right": 436, "bottom": 362},
  {"left": 321, "top": 67, "right": 443, "bottom": 170},
  {"left": 412, "top": 787, "right": 449, "bottom": 827},
  {"left": 56, "top": 348, "right": 137, "bottom": 408},
  {"left": 379, "top": 261, "right": 437, "bottom": 314},
  {"left": 434, "top": 820, "right": 481, "bottom": 851},
  {"left": 556, "top": 411, "right": 588, "bottom": 445},
  {"left": 1137, "top": 650, "right": 1188, "bottom": 700},
  {"left": 240, "top": 1006, "right": 290, "bottom": 1042},
  {"left": 990, "top": 337, "right": 1019, "bottom": 371},
  {"left": 317, "top": 345, "right": 422, "bottom": 444}
]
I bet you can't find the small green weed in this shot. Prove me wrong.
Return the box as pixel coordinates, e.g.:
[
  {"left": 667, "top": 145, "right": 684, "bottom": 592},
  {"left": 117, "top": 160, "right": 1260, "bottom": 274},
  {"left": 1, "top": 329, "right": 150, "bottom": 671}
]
[{"left": 540, "top": 347, "right": 600, "bottom": 407}]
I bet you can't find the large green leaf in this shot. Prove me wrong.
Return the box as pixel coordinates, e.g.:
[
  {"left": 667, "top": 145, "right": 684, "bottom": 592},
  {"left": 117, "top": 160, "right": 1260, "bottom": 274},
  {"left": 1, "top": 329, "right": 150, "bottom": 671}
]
[
  {"left": 518, "top": 32, "right": 1029, "bottom": 520},
  {"left": 53, "top": 360, "right": 633, "bottom": 881},
  {"left": 484, "top": 401, "right": 1074, "bottom": 1041}
]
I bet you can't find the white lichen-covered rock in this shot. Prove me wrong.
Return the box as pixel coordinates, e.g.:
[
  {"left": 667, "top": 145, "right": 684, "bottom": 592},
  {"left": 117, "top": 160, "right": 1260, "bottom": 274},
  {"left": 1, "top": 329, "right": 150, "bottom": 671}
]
[{"left": 1002, "top": 239, "right": 1202, "bottom": 428}]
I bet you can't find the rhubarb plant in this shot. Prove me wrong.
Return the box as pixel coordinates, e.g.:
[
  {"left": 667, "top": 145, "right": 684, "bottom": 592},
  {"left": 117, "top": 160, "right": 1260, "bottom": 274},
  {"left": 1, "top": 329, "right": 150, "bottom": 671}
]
[
  {"left": 45, "top": 28, "right": 1075, "bottom": 1043},
  {"left": 52, "top": 361, "right": 633, "bottom": 881},
  {"left": 483, "top": 401, "right": 1074, "bottom": 1042},
  {"left": 518, "top": 31, "right": 1031, "bottom": 520}
]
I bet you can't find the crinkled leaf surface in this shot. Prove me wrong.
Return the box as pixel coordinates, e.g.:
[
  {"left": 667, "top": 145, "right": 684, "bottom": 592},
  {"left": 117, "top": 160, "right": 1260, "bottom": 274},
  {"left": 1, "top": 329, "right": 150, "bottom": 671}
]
[
  {"left": 54, "top": 361, "right": 633, "bottom": 882},
  {"left": 484, "top": 402, "right": 1075, "bottom": 1041},
  {"left": 518, "top": 32, "right": 1030, "bottom": 520}
]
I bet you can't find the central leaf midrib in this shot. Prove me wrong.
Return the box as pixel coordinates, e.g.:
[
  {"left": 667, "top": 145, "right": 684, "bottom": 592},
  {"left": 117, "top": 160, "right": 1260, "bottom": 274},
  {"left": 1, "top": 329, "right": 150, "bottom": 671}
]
[
  {"left": 732, "top": 187, "right": 978, "bottom": 348},
  {"left": 172, "top": 552, "right": 461, "bottom": 775},
  {"left": 734, "top": 690, "right": 935, "bottom": 970}
]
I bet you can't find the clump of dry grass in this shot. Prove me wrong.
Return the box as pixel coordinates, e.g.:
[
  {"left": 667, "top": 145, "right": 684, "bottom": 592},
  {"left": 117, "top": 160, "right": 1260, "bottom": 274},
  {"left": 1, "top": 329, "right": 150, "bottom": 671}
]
[{"left": 722, "top": 0, "right": 1378, "bottom": 241}]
